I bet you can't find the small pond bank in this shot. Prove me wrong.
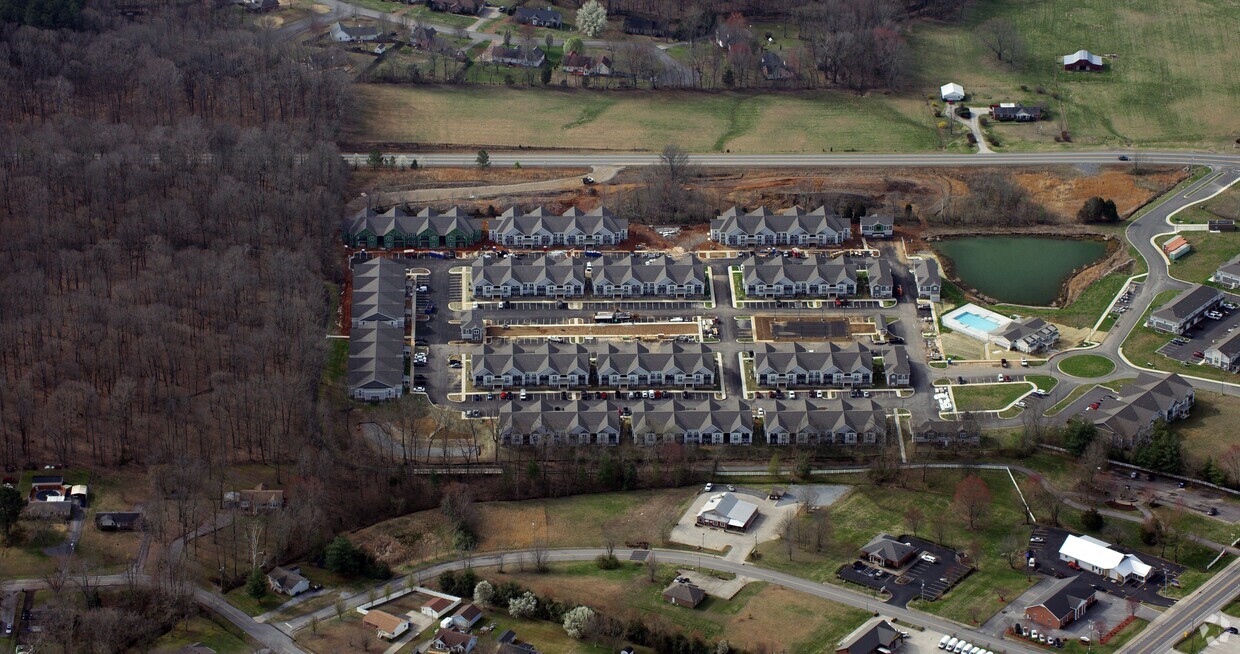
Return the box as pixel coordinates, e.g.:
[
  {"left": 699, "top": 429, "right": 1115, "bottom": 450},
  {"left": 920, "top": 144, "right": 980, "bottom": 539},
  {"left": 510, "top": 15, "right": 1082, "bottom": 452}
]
[{"left": 931, "top": 235, "right": 1113, "bottom": 306}]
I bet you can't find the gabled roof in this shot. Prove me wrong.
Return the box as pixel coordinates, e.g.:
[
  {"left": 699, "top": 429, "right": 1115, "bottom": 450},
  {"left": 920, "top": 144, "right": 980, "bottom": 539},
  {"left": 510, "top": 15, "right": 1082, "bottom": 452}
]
[
  {"left": 594, "top": 255, "right": 703, "bottom": 288},
  {"left": 866, "top": 259, "right": 893, "bottom": 288},
  {"left": 348, "top": 323, "right": 406, "bottom": 391},
  {"left": 940, "top": 82, "right": 964, "bottom": 97},
  {"left": 913, "top": 259, "right": 940, "bottom": 287},
  {"left": 1217, "top": 254, "right": 1240, "bottom": 277},
  {"left": 473, "top": 254, "right": 585, "bottom": 288},
  {"left": 1025, "top": 575, "right": 1094, "bottom": 620},
  {"left": 268, "top": 566, "right": 308, "bottom": 590},
  {"left": 1063, "top": 49, "right": 1102, "bottom": 66},
  {"left": 352, "top": 258, "right": 407, "bottom": 323},
  {"left": 434, "top": 629, "right": 475, "bottom": 648},
  {"left": 595, "top": 342, "right": 714, "bottom": 380},
  {"left": 334, "top": 22, "right": 380, "bottom": 38},
  {"left": 1207, "top": 330, "right": 1240, "bottom": 359},
  {"left": 1059, "top": 534, "right": 1151, "bottom": 578},
  {"left": 742, "top": 254, "right": 856, "bottom": 288},
  {"left": 860, "top": 533, "right": 916, "bottom": 562},
  {"left": 495, "top": 206, "right": 626, "bottom": 238},
  {"left": 859, "top": 215, "right": 894, "bottom": 229},
  {"left": 514, "top": 7, "right": 560, "bottom": 22},
  {"left": 839, "top": 619, "right": 902, "bottom": 653},
  {"left": 754, "top": 342, "right": 874, "bottom": 378},
  {"left": 1093, "top": 372, "right": 1193, "bottom": 437},
  {"left": 697, "top": 492, "right": 758, "bottom": 527},
  {"left": 764, "top": 398, "right": 884, "bottom": 436},
  {"left": 712, "top": 206, "right": 849, "bottom": 239},
  {"left": 472, "top": 342, "right": 590, "bottom": 380},
  {"left": 364, "top": 609, "right": 408, "bottom": 633},
  {"left": 1152, "top": 284, "right": 1221, "bottom": 322},
  {"left": 425, "top": 597, "right": 454, "bottom": 612}
]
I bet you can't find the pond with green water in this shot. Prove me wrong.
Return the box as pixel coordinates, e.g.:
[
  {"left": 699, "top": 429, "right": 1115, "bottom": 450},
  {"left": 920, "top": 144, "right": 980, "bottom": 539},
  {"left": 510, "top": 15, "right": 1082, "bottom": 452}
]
[{"left": 933, "top": 237, "right": 1107, "bottom": 306}]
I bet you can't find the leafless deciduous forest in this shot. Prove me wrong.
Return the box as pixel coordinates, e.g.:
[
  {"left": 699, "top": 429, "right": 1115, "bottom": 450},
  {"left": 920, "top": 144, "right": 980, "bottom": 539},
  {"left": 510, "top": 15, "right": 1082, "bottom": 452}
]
[{"left": 0, "top": 12, "right": 350, "bottom": 472}]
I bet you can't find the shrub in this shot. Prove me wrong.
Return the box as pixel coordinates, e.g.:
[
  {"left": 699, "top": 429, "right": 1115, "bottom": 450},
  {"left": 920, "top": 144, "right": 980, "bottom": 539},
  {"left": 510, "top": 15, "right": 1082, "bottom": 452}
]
[
  {"left": 474, "top": 580, "right": 495, "bottom": 608},
  {"left": 563, "top": 606, "right": 596, "bottom": 639},
  {"left": 937, "top": 121, "right": 948, "bottom": 129},
  {"left": 509, "top": 591, "right": 538, "bottom": 618},
  {"left": 1082, "top": 508, "right": 1104, "bottom": 530},
  {"left": 595, "top": 554, "right": 621, "bottom": 569}
]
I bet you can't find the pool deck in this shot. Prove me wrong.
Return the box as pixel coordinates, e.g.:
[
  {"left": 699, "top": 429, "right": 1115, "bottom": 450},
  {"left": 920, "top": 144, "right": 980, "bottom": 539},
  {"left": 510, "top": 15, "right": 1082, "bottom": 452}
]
[{"left": 942, "top": 303, "right": 1013, "bottom": 342}]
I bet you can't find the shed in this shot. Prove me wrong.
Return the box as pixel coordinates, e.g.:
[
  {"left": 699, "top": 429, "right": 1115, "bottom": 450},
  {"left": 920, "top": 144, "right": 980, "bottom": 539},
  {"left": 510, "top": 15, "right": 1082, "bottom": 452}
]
[{"left": 940, "top": 83, "right": 964, "bottom": 102}]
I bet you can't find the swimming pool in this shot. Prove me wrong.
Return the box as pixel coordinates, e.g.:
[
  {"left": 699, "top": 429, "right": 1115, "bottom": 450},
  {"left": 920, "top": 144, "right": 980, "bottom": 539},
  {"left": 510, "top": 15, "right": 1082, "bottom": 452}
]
[{"left": 954, "top": 311, "right": 1004, "bottom": 333}]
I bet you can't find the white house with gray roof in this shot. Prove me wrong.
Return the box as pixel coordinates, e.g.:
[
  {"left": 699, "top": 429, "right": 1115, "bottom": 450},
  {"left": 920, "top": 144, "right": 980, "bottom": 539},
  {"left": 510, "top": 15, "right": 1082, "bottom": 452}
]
[
  {"left": 912, "top": 258, "right": 941, "bottom": 302},
  {"left": 992, "top": 317, "right": 1060, "bottom": 353},
  {"left": 472, "top": 342, "right": 589, "bottom": 389},
  {"left": 1213, "top": 254, "right": 1240, "bottom": 289},
  {"left": 742, "top": 254, "right": 857, "bottom": 298},
  {"left": 754, "top": 342, "right": 874, "bottom": 388},
  {"left": 351, "top": 258, "right": 408, "bottom": 328},
  {"left": 763, "top": 399, "right": 886, "bottom": 445},
  {"left": 471, "top": 255, "right": 585, "bottom": 298},
  {"left": 1204, "top": 331, "right": 1240, "bottom": 372},
  {"left": 348, "top": 324, "right": 405, "bottom": 402},
  {"left": 593, "top": 255, "right": 705, "bottom": 297},
  {"left": 859, "top": 215, "right": 894, "bottom": 238},
  {"left": 492, "top": 206, "right": 627, "bottom": 247},
  {"left": 710, "top": 206, "right": 851, "bottom": 246},
  {"left": 595, "top": 342, "right": 716, "bottom": 389},
  {"left": 1148, "top": 284, "right": 1223, "bottom": 334},
  {"left": 330, "top": 21, "right": 380, "bottom": 42},
  {"left": 862, "top": 258, "right": 893, "bottom": 298}
]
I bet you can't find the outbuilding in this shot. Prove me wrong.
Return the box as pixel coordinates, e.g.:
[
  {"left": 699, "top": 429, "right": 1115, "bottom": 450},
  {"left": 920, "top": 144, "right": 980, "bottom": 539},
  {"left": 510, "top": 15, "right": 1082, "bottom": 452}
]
[
  {"left": 1063, "top": 50, "right": 1103, "bottom": 71},
  {"left": 662, "top": 583, "right": 706, "bottom": 608},
  {"left": 940, "top": 82, "right": 965, "bottom": 102}
]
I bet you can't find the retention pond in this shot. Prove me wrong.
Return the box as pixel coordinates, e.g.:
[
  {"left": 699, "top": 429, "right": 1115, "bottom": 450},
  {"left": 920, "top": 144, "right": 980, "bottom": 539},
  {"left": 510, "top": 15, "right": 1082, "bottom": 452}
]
[{"left": 933, "top": 236, "right": 1107, "bottom": 306}]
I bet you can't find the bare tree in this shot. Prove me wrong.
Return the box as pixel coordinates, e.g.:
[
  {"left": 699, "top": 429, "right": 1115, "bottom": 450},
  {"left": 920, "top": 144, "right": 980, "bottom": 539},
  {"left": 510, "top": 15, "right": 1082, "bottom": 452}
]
[
  {"left": 904, "top": 506, "right": 924, "bottom": 537},
  {"left": 531, "top": 540, "right": 549, "bottom": 573},
  {"left": 644, "top": 551, "right": 658, "bottom": 582},
  {"left": 977, "top": 18, "right": 1026, "bottom": 64},
  {"left": 778, "top": 511, "right": 799, "bottom": 560},
  {"left": 602, "top": 525, "right": 618, "bottom": 559},
  {"left": 809, "top": 509, "right": 832, "bottom": 552}
]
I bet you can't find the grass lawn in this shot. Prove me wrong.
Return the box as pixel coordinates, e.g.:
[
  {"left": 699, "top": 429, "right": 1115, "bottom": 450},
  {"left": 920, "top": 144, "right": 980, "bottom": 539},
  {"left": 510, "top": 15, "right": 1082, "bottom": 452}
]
[
  {"left": 953, "top": 382, "right": 1033, "bottom": 411},
  {"left": 1175, "top": 623, "right": 1223, "bottom": 654},
  {"left": 1120, "top": 289, "right": 1240, "bottom": 383},
  {"left": 475, "top": 561, "right": 870, "bottom": 653},
  {"left": 1057, "top": 354, "right": 1117, "bottom": 378},
  {"left": 1225, "top": 598, "right": 1240, "bottom": 618},
  {"left": 1156, "top": 230, "right": 1240, "bottom": 285},
  {"left": 988, "top": 266, "right": 1133, "bottom": 330},
  {"left": 1172, "top": 390, "right": 1240, "bottom": 484},
  {"left": 353, "top": 488, "right": 697, "bottom": 570},
  {"left": 151, "top": 613, "right": 256, "bottom": 654},
  {"left": 1027, "top": 375, "right": 1059, "bottom": 392},
  {"left": 1174, "top": 181, "right": 1240, "bottom": 224},
  {"left": 223, "top": 586, "right": 288, "bottom": 617},
  {"left": 908, "top": 0, "right": 1239, "bottom": 151},
  {"left": 346, "top": 86, "right": 939, "bottom": 153}
]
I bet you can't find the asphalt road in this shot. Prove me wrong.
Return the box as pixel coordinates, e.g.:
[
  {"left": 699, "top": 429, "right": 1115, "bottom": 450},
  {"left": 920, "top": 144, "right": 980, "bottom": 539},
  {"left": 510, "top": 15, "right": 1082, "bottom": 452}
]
[{"left": 1119, "top": 556, "right": 1240, "bottom": 654}]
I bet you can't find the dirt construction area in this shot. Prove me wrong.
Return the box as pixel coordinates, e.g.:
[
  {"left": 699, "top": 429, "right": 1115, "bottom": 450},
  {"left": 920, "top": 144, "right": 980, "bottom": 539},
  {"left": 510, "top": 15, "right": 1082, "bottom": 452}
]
[
  {"left": 754, "top": 316, "right": 877, "bottom": 342},
  {"left": 488, "top": 322, "right": 699, "bottom": 338}
]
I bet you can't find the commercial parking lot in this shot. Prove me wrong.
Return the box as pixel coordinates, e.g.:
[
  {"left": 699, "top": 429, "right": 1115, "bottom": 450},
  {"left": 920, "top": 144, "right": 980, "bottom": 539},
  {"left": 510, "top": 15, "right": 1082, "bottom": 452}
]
[
  {"left": 1155, "top": 296, "right": 1240, "bottom": 364},
  {"left": 837, "top": 536, "right": 970, "bottom": 608},
  {"left": 1027, "top": 527, "right": 1182, "bottom": 607}
]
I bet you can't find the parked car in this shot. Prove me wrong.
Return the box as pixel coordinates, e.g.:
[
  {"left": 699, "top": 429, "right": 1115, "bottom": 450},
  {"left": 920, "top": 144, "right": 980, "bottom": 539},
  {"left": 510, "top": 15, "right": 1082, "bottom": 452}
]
[
  {"left": 727, "top": 484, "right": 736, "bottom": 492},
  {"left": 704, "top": 482, "right": 713, "bottom": 492},
  {"left": 920, "top": 552, "right": 939, "bottom": 564}
]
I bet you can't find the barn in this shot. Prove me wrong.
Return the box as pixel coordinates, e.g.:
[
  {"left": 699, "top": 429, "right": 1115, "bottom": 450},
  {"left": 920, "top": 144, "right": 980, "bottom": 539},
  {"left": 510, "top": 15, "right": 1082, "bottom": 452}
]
[{"left": 1063, "top": 50, "right": 1103, "bottom": 72}]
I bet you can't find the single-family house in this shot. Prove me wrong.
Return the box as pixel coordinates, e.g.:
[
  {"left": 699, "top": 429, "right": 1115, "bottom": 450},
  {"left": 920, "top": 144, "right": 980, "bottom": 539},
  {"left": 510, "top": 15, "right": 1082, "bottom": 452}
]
[
  {"left": 940, "top": 82, "right": 964, "bottom": 102},
  {"left": 1023, "top": 575, "right": 1097, "bottom": 630},
  {"left": 912, "top": 259, "right": 941, "bottom": 302},
  {"left": 427, "top": 0, "right": 482, "bottom": 15},
  {"left": 742, "top": 255, "right": 857, "bottom": 298},
  {"left": 364, "top": 610, "right": 411, "bottom": 640},
  {"left": 1091, "top": 373, "right": 1194, "bottom": 447},
  {"left": 623, "top": 15, "right": 667, "bottom": 36},
  {"left": 859, "top": 215, "right": 894, "bottom": 239},
  {"left": 95, "top": 512, "right": 143, "bottom": 531},
  {"left": 835, "top": 619, "right": 904, "bottom": 654},
  {"left": 860, "top": 534, "right": 917, "bottom": 568},
  {"left": 1205, "top": 331, "right": 1240, "bottom": 372},
  {"left": 472, "top": 342, "right": 589, "bottom": 389},
  {"left": 760, "top": 51, "right": 794, "bottom": 81},
  {"left": 449, "top": 604, "right": 483, "bottom": 629},
  {"left": 863, "top": 258, "right": 894, "bottom": 298},
  {"left": 593, "top": 255, "right": 704, "bottom": 297},
  {"left": 662, "top": 584, "right": 706, "bottom": 608},
  {"left": 1148, "top": 284, "right": 1223, "bottom": 334},
  {"left": 991, "top": 103, "right": 1043, "bottom": 122},
  {"left": 431, "top": 629, "right": 478, "bottom": 654},
  {"left": 493, "top": 206, "right": 628, "bottom": 247},
  {"left": 267, "top": 566, "right": 310, "bottom": 596},
  {"left": 513, "top": 7, "right": 562, "bottom": 28},
  {"left": 715, "top": 23, "right": 752, "bottom": 50},
  {"left": 410, "top": 25, "right": 438, "bottom": 50},
  {"left": 754, "top": 342, "right": 874, "bottom": 388},
  {"left": 223, "top": 484, "right": 285, "bottom": 512},
  {"left": 1063, "top": 49, "right": 1103, "bottom": 72},
  {"left": 244, "top": 0, "right": 278, "bottom": 12},
  {"left": 1058, "top": 534, "right": 1151, "bottom": 583},
  {"left": 485, "top": 43, "right": 546, "bottom": 67},
  {"left": 696, "top": 492, "right": 759, "bottom": 530},
  {"left": 762, "top": 399, "right": 886, "bottom": 446},
  {"left": 351, "top": 258, "right": 408, "bottom": 328},
  {"left": 348, "top": 323, "right": 406, "bottom": 402},
  {"left": 1213, "top": 255, "right": 1240, "bottom": 289},
  {"left": 330, "top": 21, "right": 380, "bottom": 42},
  {"left": 711, "top": 206, "right": 851, "bottom": 247},
  {"left": 23, "top": 501, "right": 72, "bottom": 521},
  {"left": 561, "top": 53, "right": 612, "bottom": 76},
  {"left": 422, "top": 597, "right": 461, "bottom": 619},
  {"left": 595, "top": 342, "right": 716, "bottom": 390},
  {"left": 472, "top": 255, "right": 586, "bottom": 298},
  {"left": 992, "top": 317, "right": 1060, "bottom": 353}
]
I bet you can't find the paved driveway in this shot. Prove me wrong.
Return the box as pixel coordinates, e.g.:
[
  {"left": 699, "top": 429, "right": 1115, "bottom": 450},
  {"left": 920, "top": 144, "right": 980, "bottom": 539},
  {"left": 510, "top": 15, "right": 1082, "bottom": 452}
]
[{"left": 668, "top": 489, "right": 800, "bottom": 562}]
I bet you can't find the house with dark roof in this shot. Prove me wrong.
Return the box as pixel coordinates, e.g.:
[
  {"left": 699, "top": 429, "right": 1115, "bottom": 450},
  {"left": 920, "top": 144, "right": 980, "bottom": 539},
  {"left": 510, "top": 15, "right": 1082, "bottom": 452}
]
[
  {"left": 1091, "top": 373, "right": 1194, "bottom": 447},
  {"left": 514, "top": 7, "right": 562, "bottom": 28},
  {"left": 595, "top": 342, "right": 716, "bottom": 389},
  {"left": 348, "top": 323, "right": 406, "bottom": 402},
  {"left": 881, "top": 346, "right": 911, "bottom": 387},
  {"left": 860, "top": 534, "right": 918, "bottom": 568},
  {"left": 410, "top": 25, "right": 438, "bottom": 50},
  {"left": 762, "top": 399, "right": 886, "bottom": 446},
  {"left": 472, "top": 254, "right": 586, "bottom": 298},
  {"left": 593, "top": 255, "right": 704, "bottom": 297},
  {"left": 1063, "top": 49, "right": 1103, "bottom": 71},
  {"left": 912, "top": 419, "right": 980, "bottom": 447},
  {"left": 422, "top": 597, "right": 460, "bottom": 619},
  {"left": 459, "top": 312, "right": 485, "bottom": 342},
  {"left": 330, "top": 21, "right": 380, "bottom": 42},
  {"left": 835, "top": 619, "right": 904, "bottom": 654},
  {"left": 351, "top": 258, "right": 408, "bottom": 328},
  {"left": 662, "top": 583, "right": 706, "bottom": 607},
  {"left": 267, "top": 566, "right": 310, "bottom": 596},
  {"left": 431, "top": 629, "right": 477, "bottom": 653},
  {"left": 499, "top": 399, "right": 621, "bottom": 446},
  {"left": 1208, "top": 219, "right": 1236, "bottom": 232},
  {"left": 992, "top": 317, "right": 1060, "bottom": 353},
  {"left": 493, "top": 206, "right": 628, "bottom": 247},
  {"left": 912, "top": 259, "right": 941, "bottom": 302},
  {"left": 991, "top": 103, "right": 1043, "bottom": 122},
  {"left": 697, "top": 492, "right": 759, "bottom": 530},
  {"left": 859, "top": 215, "right": 894, "bottom": 238},
  {"left": 1213, "top": 254, "right": 1240, "bottom": 289},
  {"left": 754, "top": 342, "right": 874, "bottom": 388},
  {"left": 1023, "top": 575, "right": 1097, "bottom": 630},
  {"left": 864, "top": 258, "right": 894, "bottom": 298},
  {"left": 1204, "top": 331, "right": 1240, "bottom": 373},
  {"left": 711, "top": 206, "right": 851, "bottom": 246},
  {"left": 343, "top": 206, "right": 481, "bottom": 249},
  {"left": 485, "top": 43, "right": 546, "bottom": 67},
  {"left": 742, "top": 254, "right": 857, "bottom": 298},
  {"left": 760, "top": 51, "right": 794, "bottom": 81},
  {"left": 427, "top": 0, "right": 482, "bottom": 15},
  {"left": 561, "top": 53, "right": 612, "bottom": 76},
  {"left": 1148, "top": 283, "right": 1223, "bottom": 334},
  {"left": 223, "top": 484, "right": 285, "bottom": 512},
  {"left": 629, "top": 399, "right": 753, "bottom": 446},
  {"left": 623, "top": 15, "right": 666, "bottom": 36},
  {"left": 95, "top": 511, "right": 143, "bottom": 531},
  {"left": 472, "top": 342, "right": 589, "bottom": 389}
]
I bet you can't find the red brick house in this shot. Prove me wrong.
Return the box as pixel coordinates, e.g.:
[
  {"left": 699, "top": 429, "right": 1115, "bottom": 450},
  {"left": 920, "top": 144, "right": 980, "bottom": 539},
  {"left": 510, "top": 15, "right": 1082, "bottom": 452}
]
[{"left": 1023, "top": 575, "right": 1097, "bottom": 630}]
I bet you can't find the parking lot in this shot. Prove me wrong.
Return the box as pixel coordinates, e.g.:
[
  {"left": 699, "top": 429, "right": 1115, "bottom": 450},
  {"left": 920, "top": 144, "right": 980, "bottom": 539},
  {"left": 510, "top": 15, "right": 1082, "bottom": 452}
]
[
  {"left": 1027, "top": 526, "right": 1183, "bottom": 607},
  {"left": 837, "top": 536, "right": 970, "bottom": 608},
  {"left": 1155, "top": 296, "right": 1240, "bottom": 364}
]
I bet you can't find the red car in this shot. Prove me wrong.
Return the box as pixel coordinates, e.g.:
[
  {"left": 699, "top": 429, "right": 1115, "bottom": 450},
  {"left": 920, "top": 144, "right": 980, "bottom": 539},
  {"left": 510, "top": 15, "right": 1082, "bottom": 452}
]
[
  {"left": 1192, "top": 351, "right": 1204, "bottom": 358},
  {"left": 1087, "top": 402, "right": 1100, "bottom": 411}
]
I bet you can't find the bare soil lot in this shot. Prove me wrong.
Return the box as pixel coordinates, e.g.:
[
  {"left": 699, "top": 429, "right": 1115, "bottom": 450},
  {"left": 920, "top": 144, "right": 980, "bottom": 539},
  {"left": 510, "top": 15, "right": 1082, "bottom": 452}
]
[
  {"left": 489, "top": 323, "right": 698, "bottom": 338},
  {"left": 754, "top": 316, "right": 876, "bottom": 342}
]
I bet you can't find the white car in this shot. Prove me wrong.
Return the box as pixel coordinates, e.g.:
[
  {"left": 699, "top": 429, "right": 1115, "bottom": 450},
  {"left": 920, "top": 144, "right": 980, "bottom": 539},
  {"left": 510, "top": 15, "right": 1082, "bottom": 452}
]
[
  {"left": 945, "top": 638, "right": 958, "bottom": 651},
  {"left": 1030, "top": 536, "right": 1046, "bottom": 543},
  {"left": 412, "top": 386, "right": 426, "bottom": 393},
  {"left": 704, "top": 482, "right": 714, "bottom": 492},
  {"left": 939, "top": 635, "right": 951, "bottom": 650},
  {"left": 921, "top": 552, "right": 939, "bottom": 564}
]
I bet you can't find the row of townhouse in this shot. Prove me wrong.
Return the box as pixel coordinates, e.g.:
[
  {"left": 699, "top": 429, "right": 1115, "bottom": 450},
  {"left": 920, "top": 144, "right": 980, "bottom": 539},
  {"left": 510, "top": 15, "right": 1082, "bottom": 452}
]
[
  {"left": 1214, "top": 254, "right": 1240, "bottom": 289},
  {"left": 1089, "top": 373, "right": 1194, "bottom": 448},
  {"left": 1148, "top": 284, "right": 1224, "bottom": 334},
  {"left": 343, "top": 206, "right": 483, "bottom": 249},
  {"left": 497, "top": 398, "right": 892, "bottom": 447},
  {"left": 595, "top": 343, "right": 716, "bottom": 389},
  {"left": 710, "top": 206, "right": 851, "bottom": 246},
  {"left": 470, "top": 342, "right": 717, "bottom": 390},
  {"left": 492, "top": 206, "right": 628, "bottom": 248},
  {"left": 741, "top": 255, "right": 894, "bottom": 299},
  {"left": 593, "top": 256, "right": 706, "bottom": 297},
  {"left": 472, "top": 342, "right": 589, "bottom": 389},
  {"left": 472, "top": 255, "right": 586, "bottom": 298},
  {"left": 1204, "top": 330, "right": 1240, "bottom": 372},
  {"left": 754, "top": 342, "right": 910, "bottom": 388},
  {"left": 349, "top": 258, "right": 410, "bottom": 401}
]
